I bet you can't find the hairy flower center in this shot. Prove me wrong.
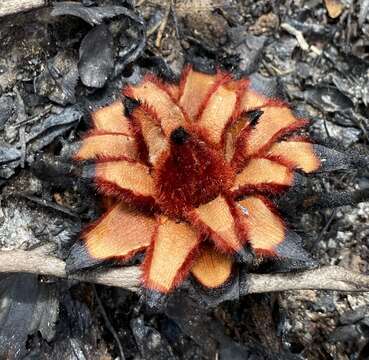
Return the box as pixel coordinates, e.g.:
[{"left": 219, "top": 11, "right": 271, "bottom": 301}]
[{"left": 154, "top": 128, "right": 235, "bottom": 217}]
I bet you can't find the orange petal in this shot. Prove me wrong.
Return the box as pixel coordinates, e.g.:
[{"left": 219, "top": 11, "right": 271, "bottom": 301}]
[
  {"left": 238, "top": 105, "right": 307, "bottom": 158},
  {"left": 131, "top": 106, "right": 169, "bottom": 165},
  {"left": 142, "top": 216, "right": 200, "bottom": 292},
  {"left": 178, "top": 67, "right": 218, "bottom": 121},
  {"left": 266, "top": 140, "right": 321, "bottom": 173},
  {"left": 189, "top": 196, "right": 245, "bottom": 253},
  {"left": 83, "top": 202, "right": 155, "bottom": 261},
  {"left": 232, "top": 158, "right": 294, "bottom": 196},
  {"left": 94, "top": 160, "right": 156, "bottom": 207},
  {"left": 125, "top": 80, "right": 185, "bottom": 136},
  {"left": 75, "top": 133, "right": 138, "bottom": 161},
  {"left": 238, "top": 196, "right": 285, "bottom": 256},
  {"left": 92, "top": 100, "right": 131, "bottom": 135},
  {"left": 197, "top": 83, "right": 238, "bottom": 145},
  {"left": 224, "top": 113, "right": 249, "bottom": 162},
  {"left": 240, "top": 87, "right": 269, "bottom": 112},
  {"left": 324, "top": 0, "right": 344, "bottom": 18},
  {"left": 191, "top": 245, "right": 233, "bottom": 288},
  {"left": 166, "top": 83, "right": 180, "bottom": 101}
]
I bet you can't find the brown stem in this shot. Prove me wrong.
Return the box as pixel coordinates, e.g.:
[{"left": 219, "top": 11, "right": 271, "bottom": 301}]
[
  {"left": 0, "top": 245, "right": 140, "bottom": 291},
  {"left": 1, "top": 245, "right": 369, "bottom": 294},
  {"left": 246, "top": 266, "right": 369, "bottom": 294}
]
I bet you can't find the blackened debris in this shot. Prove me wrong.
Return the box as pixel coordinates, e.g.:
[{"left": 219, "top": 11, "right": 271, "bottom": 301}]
[
  {"left": 131, "top": 317, "right": 176, "bottom": 359},
  {"left": 138, "top": 56, "right": 178, "bottom": 83},
  {"left": 51, "top": 2, "right": 144, "bottom": 26},
  {"left": 34, "top": 51, "right": 79, "bottom": 106},
  {"left": 29, "top": 290, "right": 109, "bottom": 359},
  {"left": 304, "top": 85, "right": 354, "bottom": 113},
  {"left": 230, "top": 33, "right": 267, "bottom": 75},
  {"left": 0, "top": 274, "right": 59, "bottom": 359},
  {"left": 0, "top": 142, "right": 21, "bottom": 181},
  {"left": 26, "top": 106, "right": 82, "bottom": 153},
  {"left": 79, "top": 24, "right": 114, "bottom": 88},
  {"left": 115, "top": 23, "right": 147, "bottom": 78},
  {"left": 0, "top": 95, "right": 15, "bottom": 130},
  {"left": 0, "top": 142, "right": 21, "bottom": 166}
]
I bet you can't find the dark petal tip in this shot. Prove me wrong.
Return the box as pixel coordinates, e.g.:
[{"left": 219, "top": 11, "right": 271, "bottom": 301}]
[{"left": 170, "top": 127, "right": 190, "bottom": 144}]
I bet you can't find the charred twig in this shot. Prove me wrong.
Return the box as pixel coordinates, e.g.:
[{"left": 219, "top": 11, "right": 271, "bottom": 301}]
[
  {"left": 0, "top": 0, "right": 46, "bottom": 17},
  {"left": 0, "top": 246, "right": 369, "bottom": 295},
  {"left": 93, "top": 286, "right": 126, "bottom": 360},
  {"left": 280, "top": 23, "right": 309, "bottom": 51},
  {"left": 14, "top": 88, "right": 27, "bottom": 168},
  {"left": 15, "top": 193, "right": 80, "bottom": 219},
  {"left": 155, "top": 3, "right": 171, "bottom": 48},
  {"left": 312, "top": 208, "right": 337, "bottom": 249}
]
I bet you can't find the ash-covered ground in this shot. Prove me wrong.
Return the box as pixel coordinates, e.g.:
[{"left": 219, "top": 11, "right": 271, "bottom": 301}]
[{"left": 0, "top": 1, "right": 369, "bottom": 359}]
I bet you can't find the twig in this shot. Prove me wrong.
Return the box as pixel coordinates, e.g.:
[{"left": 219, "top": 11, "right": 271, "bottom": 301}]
[
  {"left": 0, "top": 0, "right": 46, "bottom": 17},
  {"left": 246, "top": 266, "right": 369, "bottom": 293},
  {"left": 313, "top": 208, "right": 337, "bottom": 248},
  {"left": 155, "top": 3, "right": 171, "bottom": 48},
  {"left": 280, "top": 23, "right": 309, "bottom": 51},
  {"left": 135, "top": 0, "right": 146, "bottom": 7},
  {"left": 14, "top": 88, "right": 27, "bottom": 168},
  {"left": 93, "top": 286, "right": 126, "bottom": 360},
  {"left": 1, "top": 246, "right": 369, "bottom": 296},
  {"left": 16, "top": 193, "right": 80, "bottom": 219},
  {"left": 0, "top": 245, "right": 140, "bottom": 291}
]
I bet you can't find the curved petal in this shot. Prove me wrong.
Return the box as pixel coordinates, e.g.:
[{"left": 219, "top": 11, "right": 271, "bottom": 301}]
[
  {"left": 92, "top": 100, "right": 132, "bottom": 135},
  {"left": 188, "top": 195, "right": 246, "bottom": 253},
  {"left": 266, "top": 140, "right": 321, "bottom": 173},
  {"left": 234, "top": 105, "right": 308, "bottom": 162},
  {"left": 196, "top": 81, "right": 238, "bottom": 145},
  {"left": 74, "top": 133, "right": 138, "bottom": 161},
  {"left": 130, "top": 106, "right": 169, "bottom": 166},
  {"left": 66, "top": 202, "right": 155, "bottom": 271},
  {"left": 237, "top": 196, "right": 315, "bottom": 268},
  {"left": 240, "top": 87, "right": 269, "bottom": 112},
  {"left": 237, "top": 196, "right": 285, "bottom": 256},
  {"left": 178, "top": 67, "right": 219, "bottom": 121},
  {"left": 92, "top": 159, "right": 156, "bottom": 208},
  {"left": 166, "top": 83, "right": 180, "bottom": 101},
  {"left": 142, "top": 216, "right": 200, "bottom": 292},
  {"left": 224, "top": 113, "right": 249, "bottom": 162},
  {"left": 124, "top": 78, "right": 185, "bottom": 136},
  {"left": 231, "top": 158, "right": 294, "bottom": 196},
  {"left": 191, "top": 245, "right": 233, "bottom": 288}
]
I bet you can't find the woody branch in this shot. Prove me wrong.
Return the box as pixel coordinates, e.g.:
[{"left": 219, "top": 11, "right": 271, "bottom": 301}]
[{"left": 0, "top": 245, "right": 369, "bottom": 294}]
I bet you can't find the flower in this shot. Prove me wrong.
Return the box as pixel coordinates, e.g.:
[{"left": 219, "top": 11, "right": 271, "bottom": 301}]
[{"left": 70, "top": 66, "right": 321, "bottom": 293}]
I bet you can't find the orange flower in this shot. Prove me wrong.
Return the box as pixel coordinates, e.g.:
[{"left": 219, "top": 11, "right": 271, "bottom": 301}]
[{"left": 70, "top": 67, "right": 321, "bottom": 293}]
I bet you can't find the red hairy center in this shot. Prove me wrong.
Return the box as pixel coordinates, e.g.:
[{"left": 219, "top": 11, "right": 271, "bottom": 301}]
[{"left": 154, "top": 128, "right": 235, "bottom": 217}]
